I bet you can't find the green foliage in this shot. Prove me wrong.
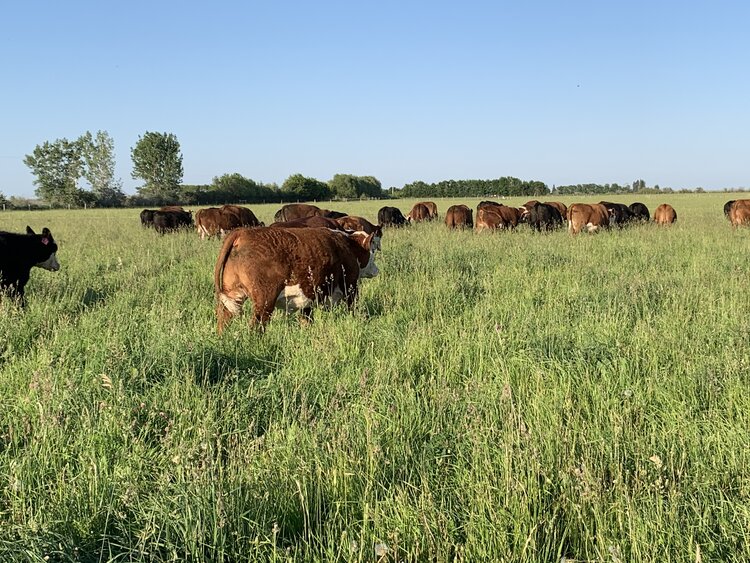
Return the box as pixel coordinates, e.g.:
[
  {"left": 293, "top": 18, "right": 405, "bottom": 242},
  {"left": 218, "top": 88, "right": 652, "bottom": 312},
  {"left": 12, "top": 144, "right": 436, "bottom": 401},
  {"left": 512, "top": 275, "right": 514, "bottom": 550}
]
[
  {"left": 23, "top": 131, "right": 124, "bottom": 207},
  {"left": 281, "top": 173, "right": 331, "bottom": 201},
  {"left": 79, "top": 130, "right": 125, "bottom": 206},
  {"left": 399, "top": 176, "right": 549, "bottom": 198},
  {"left": 23, "top": 137, "right": 88, "bottom": 206},
  {"left": 328, "top": 174, "right": 383, "bottom": 199},
  {"left": 181, "top": 174, "right": 281, "bottom": 205},
  {"left": 131, "top": 131, "right": 184, "bottom": 203}
]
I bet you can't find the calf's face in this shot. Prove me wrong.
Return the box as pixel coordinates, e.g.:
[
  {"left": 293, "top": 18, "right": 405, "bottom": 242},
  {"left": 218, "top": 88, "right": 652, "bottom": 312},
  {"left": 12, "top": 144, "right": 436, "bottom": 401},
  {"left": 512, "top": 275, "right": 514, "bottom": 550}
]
[{"left": 27, "top": 227, "right": 60, "bottom": 271}]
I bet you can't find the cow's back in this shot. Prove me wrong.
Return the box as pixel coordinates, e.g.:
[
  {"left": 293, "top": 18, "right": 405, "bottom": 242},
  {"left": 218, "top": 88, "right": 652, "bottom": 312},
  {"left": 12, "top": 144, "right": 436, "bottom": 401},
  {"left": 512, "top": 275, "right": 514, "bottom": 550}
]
[
  {"left": 275, "top": 203, "right": 323, "bottom": 222},
  {"left": 654, "top": 204, "right": 677, "bottom": 224}
]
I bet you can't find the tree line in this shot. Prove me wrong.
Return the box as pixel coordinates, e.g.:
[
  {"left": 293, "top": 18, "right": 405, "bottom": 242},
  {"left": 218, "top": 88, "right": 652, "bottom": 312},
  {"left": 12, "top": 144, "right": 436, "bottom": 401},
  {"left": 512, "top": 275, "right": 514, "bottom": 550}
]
[
  {"left": 9, "top": 131, "right": 743, "bottom": 209},
  {"left": 398, "top": 177, "right": 549, "bottom": 198}
]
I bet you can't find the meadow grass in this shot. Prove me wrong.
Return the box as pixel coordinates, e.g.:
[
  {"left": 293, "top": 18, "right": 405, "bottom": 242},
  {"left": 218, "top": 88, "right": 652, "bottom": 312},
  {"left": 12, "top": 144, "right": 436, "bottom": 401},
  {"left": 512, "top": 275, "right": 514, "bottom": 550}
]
[{"left": 0, "top": 194, "right": 748, "bottom": 562}]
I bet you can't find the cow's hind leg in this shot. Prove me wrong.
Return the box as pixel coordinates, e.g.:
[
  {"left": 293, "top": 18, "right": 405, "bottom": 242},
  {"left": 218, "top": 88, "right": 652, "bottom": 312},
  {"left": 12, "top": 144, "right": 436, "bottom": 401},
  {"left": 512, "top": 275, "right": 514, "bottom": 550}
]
[{"left": 250, "top": 290, "right": 279, "bottom": 329}]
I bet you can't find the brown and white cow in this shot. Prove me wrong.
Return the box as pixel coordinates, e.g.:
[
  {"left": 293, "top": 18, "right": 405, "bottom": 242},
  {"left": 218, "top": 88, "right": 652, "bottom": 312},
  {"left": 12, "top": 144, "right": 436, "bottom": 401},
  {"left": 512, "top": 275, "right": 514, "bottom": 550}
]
[
  {"left": 729, "top": 199, "right": 750, "bottom": 227},
  {"left": 406, "top": 203, "right": 431, "bottom": 223},
  {"left": 567, "top": 203, "right": 610, "bottom": 234},
  {"left": 415, "top": 201, "right": 438, "bottom": 220},
  {"left": 336, "top": 216, "right": 383, "bottom": 250},
  {"left": 444, "top": 205, "right": 473, "bottom": 229},
  {"left": 653, "top": 204, "right": 677, "bottom": 225},
  {"left": 214, "top": 227, "right": 378, "bottom": 332}
]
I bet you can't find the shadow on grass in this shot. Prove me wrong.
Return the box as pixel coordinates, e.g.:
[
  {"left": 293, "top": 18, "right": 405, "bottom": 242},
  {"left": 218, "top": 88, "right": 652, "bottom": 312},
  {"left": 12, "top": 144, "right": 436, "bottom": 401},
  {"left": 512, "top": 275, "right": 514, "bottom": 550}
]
[{"left": 188, "top": 339, "right": 283, "bottom": 386}]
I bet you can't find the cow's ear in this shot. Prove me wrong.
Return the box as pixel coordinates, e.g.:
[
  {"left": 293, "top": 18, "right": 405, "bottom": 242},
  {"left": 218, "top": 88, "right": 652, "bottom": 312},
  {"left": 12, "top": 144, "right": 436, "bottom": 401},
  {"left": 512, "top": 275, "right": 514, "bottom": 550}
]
[
  {"left": 26, "top": 226, "right": 35, "bottom": 235},
  {"left": 42, "top": 228, "right": 51, "bottom": 236},
  {"left": 365, "top": 232, "right": 375, "bottom": 250}
]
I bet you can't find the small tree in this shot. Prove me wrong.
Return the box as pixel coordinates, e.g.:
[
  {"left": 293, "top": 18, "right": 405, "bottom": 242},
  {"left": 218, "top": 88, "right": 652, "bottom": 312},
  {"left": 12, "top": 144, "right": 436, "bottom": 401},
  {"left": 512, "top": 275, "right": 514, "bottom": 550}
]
[
  {"left": 131, "top": 132, "right": 183, "bottom": 203},
  {"left": 80, "top": 130, "right": 125, "bottom": 206}
]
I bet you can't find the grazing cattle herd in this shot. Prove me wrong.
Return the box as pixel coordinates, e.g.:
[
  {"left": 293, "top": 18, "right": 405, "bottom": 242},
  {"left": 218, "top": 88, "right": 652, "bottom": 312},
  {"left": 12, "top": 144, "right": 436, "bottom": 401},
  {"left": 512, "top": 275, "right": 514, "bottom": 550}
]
[{"left": 2, "top": 198, "right": 750, "bottom": 319}]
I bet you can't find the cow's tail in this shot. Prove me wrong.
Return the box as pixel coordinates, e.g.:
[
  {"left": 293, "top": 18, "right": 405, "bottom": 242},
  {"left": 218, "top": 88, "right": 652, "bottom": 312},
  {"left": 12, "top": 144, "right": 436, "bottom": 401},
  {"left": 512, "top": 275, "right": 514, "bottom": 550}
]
[{"left": 214, "top": 229, "right": 243, "bottom": 300}]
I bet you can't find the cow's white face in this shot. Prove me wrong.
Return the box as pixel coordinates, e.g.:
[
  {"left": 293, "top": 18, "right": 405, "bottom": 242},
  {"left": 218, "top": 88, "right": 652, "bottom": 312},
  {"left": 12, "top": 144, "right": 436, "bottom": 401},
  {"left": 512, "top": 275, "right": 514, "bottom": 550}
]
[
  {"left": 359, "top": 247, "right": 379, "bottom": 278},
  {"left": 37, "top": 252, "right": 60, "bottom": 271}
]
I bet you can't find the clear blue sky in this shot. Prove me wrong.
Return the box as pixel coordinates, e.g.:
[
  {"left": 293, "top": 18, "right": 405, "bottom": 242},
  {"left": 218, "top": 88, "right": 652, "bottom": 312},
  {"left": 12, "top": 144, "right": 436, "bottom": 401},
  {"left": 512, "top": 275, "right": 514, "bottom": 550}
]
[{"left": 2, "top": 0, "right": 748, "bottom": 197}]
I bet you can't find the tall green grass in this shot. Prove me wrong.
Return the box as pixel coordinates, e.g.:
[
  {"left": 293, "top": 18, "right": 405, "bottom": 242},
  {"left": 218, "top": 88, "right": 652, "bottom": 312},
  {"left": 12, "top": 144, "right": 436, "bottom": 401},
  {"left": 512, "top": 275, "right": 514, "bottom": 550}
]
[{"left": 0, "top": 194, "right": 748, "bottom": 561}]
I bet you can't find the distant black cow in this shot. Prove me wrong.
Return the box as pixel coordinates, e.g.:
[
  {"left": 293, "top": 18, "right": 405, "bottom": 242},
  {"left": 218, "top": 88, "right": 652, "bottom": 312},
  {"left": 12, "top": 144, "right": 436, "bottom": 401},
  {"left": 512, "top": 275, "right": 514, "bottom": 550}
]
[
  {"left": 724, "top": 200, "right": 736, "bottom": 219},
  {"left": 377, "top": 206, "right": 407, "bottom": 227},
  {"left": 629, "top": 202, "right": 650, "bottom": 222},
  {"left": 521, "top": 202, "right": 563, "bottom": 231},
  {"left": 0, "top": 226, "right": 60, "bottom": 305},
  {"left": 153, "top": 209, "right": 193, "bottom": 234},
  {"left": 140, "top": 209, "right": 156, "bottom": 227},
  {"left": 600, "top": 201, "right": 633, "bottom": 227}
]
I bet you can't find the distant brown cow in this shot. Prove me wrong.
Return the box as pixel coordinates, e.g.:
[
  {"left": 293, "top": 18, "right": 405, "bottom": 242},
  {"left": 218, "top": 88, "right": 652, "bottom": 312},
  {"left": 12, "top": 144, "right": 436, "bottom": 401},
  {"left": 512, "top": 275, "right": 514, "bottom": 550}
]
[
  {"left": 567, "top": 203, "right": 609, "bottom": 234},
  {"left": 214, "top": 227, "right": 379, "bottom": 332},
  {"left": 653, "top": 204, "right": 677, "bottom": 225},
  {"left": 494, "top": 206, "right": 522, "bottom": 229},
  {"left": 221, "top": 205, "right": 262, "bottom": 228},
  {"left": 273, "top": 203, "right": 327, "bottom": 223},
  {"left": 475, "top": 208, "right": 502, "bottom": 232},
  {"left": 196, "top": 205, "right": 261, "bottom": 239},
  {"left": 416, "top": 201, "right": 438, "bottom": 220},
  {"left": 444, "top": 205, "right": 473, "bottom": 229},
  {"left": 407, "top": 203, "right": 431, "bottom": 223},
  {"left": 729, "top": 199, "right": 750, "bottom": 227}
]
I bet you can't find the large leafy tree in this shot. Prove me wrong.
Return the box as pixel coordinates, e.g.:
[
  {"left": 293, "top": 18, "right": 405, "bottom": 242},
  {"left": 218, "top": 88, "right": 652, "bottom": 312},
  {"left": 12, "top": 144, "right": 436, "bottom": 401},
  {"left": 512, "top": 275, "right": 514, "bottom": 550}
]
[
  {"left": 131, "top": 132, "right": 183, "bottom": 202},
  {"left": 23, "top": 138, "right": 87, "bottom": 206},
  {"left": 79, "top": 130, "right": 125, "bottom": 206},
  {"left": 281, "top": 174, "right": 331, "bottom": 201},
  {"left": 328, "top": 174, "right": 383, "bottom": 199}
]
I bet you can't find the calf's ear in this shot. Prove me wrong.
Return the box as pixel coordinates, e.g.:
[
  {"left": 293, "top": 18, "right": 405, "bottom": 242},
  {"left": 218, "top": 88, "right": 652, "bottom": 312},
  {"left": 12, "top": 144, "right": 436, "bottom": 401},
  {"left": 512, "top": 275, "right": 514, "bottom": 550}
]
[
  {"left": 26, "top": 226, "right": 35, "bottom": 234},
  {"left": 42, "top": 228, "right": 51, "bottom": 236}
]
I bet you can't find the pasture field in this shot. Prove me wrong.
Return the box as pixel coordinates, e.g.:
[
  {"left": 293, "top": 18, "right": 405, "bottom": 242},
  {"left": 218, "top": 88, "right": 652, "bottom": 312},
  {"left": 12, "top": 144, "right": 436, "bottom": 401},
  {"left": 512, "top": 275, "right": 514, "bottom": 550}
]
[{"left": 1, "top": 194, "right": 749, "bottom": 562}]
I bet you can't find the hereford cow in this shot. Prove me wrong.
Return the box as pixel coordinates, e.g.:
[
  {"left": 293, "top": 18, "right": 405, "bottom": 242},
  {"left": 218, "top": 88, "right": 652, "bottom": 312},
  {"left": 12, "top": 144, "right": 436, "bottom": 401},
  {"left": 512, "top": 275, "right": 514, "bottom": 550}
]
[
  {"left": 653, "top": 204, "right": 677, "bottom": 225},
  {"left": 444, "top": 205, "right": 473, "bottom": 229},
  {"left": 378, "top": 206, "right": 408, "bottom": 227},
  {"left": 729, "top": 199, "right": 750, "bottom": 226},
  {"left": 567, "top": 203, "right": 609, "bottom": 234},
  {"left": 629, "top": 202, "right": 650, "bottom": 222},
  {"left": 214, "top": 227, "right": 379, "bottom": 331},
  {"left": 406, "top": 203, "right": 431, "bottom": 223},
  {"left": 0, "top": 226, "right": 60, "bottom": 305},
  {"left": 416, "top": 201, "right": 438, "bottom": 220}
]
